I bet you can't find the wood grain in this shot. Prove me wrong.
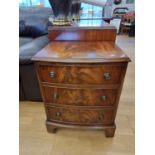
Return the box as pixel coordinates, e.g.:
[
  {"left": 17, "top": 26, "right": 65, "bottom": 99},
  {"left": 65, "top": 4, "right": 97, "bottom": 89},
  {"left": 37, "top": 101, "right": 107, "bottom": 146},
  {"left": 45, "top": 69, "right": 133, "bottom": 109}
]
[
  {"left": 32, "top": 42, "right": 130, "bottom": 63},
  {"left": 48, "top": 20, "right": 116, "bottom": 42},
  {"left": 37, "top": 63, "right": 124, "bottom": 85},
  {"left": 32, "top": 22, "right": 130, "bottom": 138},
  {"left": 46, "top": 106, "right": 114, "bottom": 125},
  {"left": 48, "top": 29, "right": 117, "bottom": 42},
  {"left": 43, "top": 86, "right": 117, "bottom": 106}
]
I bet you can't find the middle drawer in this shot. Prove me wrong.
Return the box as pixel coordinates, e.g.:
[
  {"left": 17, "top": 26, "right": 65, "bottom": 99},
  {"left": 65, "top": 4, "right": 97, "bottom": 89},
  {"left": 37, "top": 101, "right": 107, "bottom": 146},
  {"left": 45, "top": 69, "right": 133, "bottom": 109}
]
[{"left": 42, "top": 86, "right": 117, "bottom": 106}]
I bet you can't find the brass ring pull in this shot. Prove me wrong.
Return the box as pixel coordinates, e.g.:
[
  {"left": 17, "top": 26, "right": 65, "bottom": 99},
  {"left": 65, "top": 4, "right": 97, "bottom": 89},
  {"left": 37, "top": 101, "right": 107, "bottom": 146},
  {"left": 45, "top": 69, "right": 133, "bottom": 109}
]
[
  {"left": 98, "top": 114, "right": 104, "bottom": 120},
  {"left": 103, "top": 73, "right": 111, "bottom": 80},
  {"left": 54, "top": 93, "right": 59, "bottom": 99},
  {"left": 101, "top": 95, "right": 107, "bottom": 101},
  {"left": 55, "top": 112, "right": 61, "bottom": 117},
  {"left": 49, "top": 71, "right": 56, "bottom": 78}
]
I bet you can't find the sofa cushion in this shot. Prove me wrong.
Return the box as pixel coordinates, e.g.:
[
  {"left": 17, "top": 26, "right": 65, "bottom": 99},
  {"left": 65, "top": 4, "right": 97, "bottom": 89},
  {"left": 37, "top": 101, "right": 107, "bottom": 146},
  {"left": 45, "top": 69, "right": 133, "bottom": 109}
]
[
  {"left": 19, "top": 19, "right": 47, "bottom": 38},
  {"left": 19, "top": 37, "right": 33, "bottom": 47},
  {"left": 19, "top": 35, "right": 49, "bottom": 65},
  {"left": 19, "top": 7, "right": 52, "bottom": 38},
  {"left": 19, "top": 20, "right": 26, "bottom": 34}
]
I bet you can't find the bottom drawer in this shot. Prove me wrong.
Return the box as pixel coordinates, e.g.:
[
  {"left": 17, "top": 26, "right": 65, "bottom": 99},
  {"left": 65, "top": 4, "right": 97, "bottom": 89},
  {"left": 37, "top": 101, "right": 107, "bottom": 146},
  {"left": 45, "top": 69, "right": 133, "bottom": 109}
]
[{"left": 46, "top": 106, "right": 114, "bottom": 125}]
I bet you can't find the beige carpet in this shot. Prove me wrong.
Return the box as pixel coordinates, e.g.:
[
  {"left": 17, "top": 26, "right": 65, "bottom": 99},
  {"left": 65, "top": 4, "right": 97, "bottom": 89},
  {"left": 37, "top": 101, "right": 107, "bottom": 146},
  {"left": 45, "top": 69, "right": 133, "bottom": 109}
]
[{"left": 20, "top": 34, "right": 135, "bottom": 155}]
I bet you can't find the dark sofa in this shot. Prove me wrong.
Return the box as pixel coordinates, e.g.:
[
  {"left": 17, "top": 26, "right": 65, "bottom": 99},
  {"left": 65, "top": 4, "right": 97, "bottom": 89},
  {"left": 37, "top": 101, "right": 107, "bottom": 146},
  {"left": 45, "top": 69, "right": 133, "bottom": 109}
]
[{"left": 19, "top": 7, "right": 52, "bottom": 101}]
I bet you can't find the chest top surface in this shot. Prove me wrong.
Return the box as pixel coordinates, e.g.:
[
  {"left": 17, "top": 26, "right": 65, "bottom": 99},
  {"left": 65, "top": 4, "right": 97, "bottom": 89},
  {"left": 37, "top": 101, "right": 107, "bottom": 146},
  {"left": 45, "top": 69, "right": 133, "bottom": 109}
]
[
  {"left": 32, "top": 41, "right": 130, "bottom": 63},
  {"left": 32, "top": 20, "right": 130, "bottom": 63}
]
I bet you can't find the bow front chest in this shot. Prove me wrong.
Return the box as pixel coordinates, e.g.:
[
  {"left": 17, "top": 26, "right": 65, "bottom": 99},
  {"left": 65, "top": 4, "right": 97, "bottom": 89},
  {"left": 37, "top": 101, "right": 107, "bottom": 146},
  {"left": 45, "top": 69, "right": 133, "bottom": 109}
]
[{"left": 32, "top": 21, "right": 130, "bottom": 137}]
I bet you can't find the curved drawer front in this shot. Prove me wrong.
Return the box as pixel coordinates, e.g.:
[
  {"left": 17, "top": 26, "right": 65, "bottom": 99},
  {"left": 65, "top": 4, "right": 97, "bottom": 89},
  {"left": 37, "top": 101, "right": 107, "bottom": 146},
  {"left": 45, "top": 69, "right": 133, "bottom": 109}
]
[
  {"left": 43, "top": 87, "right": 117, "bottom": 106},
  {"left": 39, "top": 65, "right": 68, "bottom": 84},
  {"left": 38, "top": 65, "right": 123, "bottom": 85},
  {"left": 46, "top": 106, "right": 113, "bottom": 125}
]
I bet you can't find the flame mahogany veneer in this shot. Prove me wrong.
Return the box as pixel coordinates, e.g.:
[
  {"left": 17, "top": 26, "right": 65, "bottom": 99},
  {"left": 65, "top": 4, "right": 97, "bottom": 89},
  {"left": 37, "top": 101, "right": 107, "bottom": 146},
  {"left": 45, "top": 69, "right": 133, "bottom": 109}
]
[{"left": 32, "top": 20, "right": 130, "bottom": 137}]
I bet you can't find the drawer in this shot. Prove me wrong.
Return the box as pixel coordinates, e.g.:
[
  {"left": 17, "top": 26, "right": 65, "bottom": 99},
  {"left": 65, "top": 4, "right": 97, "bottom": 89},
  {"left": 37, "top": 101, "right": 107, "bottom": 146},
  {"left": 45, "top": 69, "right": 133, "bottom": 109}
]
[
  {"left": 46, "top": 106, "right": 113, "bottom": 125},
  {"left": 38, "top": 64, "right": 123, "bottom": 85},
  {"left": 43, "top": 86, "right": 117, "bottom": 106}
]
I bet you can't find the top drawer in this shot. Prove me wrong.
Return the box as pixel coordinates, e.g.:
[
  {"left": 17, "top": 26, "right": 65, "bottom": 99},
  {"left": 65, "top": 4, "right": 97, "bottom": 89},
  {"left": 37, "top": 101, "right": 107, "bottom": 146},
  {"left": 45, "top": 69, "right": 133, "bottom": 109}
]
[{"left": 38, "top": 64, "right": 123, "bottom": 85}]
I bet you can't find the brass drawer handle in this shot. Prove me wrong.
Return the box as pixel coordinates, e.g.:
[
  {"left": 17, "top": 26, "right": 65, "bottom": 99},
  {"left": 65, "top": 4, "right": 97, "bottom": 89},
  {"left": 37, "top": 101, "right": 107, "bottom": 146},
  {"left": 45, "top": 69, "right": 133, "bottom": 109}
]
[
  {"left": 98, "top": 114, "right": 104, "bottom": 120},
  {"left": 101, "top": 95, "right": 107, "bottom": 101},
  {"left": 49, "top": 71, "right": 56, "bottom": 78},
  {"left": 55, "top": 112, "right": 61, "bottom": 117},
  {"left": 103, "top": 73, "right": 111, "bottom": 80},
  {"left": 54, "top": 93, "right": 59, "bottom": 99}
]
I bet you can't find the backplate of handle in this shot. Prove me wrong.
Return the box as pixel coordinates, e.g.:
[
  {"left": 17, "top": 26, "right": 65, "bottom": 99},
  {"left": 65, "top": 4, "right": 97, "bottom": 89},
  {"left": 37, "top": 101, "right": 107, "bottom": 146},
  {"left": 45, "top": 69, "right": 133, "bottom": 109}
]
[{"left": 103, "top": 73, "right": 111, "bottom": 80}]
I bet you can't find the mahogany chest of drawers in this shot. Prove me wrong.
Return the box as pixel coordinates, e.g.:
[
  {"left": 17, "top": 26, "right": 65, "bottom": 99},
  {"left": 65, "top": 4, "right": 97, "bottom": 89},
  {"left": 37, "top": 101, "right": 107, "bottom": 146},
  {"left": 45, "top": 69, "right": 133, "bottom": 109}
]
[{"left": 32, "top": 20, "right": 130, "bottom": 137}]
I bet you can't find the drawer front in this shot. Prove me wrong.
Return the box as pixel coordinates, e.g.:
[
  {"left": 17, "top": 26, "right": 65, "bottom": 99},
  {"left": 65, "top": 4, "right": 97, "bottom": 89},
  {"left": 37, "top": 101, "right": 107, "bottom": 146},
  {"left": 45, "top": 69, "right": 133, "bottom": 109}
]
[
  {"left": 43, "top": 87, "right": 117, "bottom": 106},
  {"left": 38, "top": 65, "right": 68, "bottom": 84},
  {"left": 38, "top": 64, "right": 123, "bottom": 85},
  {"left": 46, "top": 106, "right": 113, "bottom": 125}
]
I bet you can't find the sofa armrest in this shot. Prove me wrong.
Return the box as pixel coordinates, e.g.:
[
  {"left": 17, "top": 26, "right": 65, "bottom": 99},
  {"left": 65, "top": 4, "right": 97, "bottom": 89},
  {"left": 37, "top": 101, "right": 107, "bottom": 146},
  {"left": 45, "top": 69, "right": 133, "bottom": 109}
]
[{"left": 19, "top": 35, "right": 49, "bottom": 65}]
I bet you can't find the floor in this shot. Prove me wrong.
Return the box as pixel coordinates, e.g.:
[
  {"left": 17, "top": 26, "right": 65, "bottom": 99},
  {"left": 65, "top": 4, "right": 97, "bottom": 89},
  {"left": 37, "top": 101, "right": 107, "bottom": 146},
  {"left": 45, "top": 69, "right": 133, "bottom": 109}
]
[{"left": 19, "top": 35, "right": 135, "bottom": 155}]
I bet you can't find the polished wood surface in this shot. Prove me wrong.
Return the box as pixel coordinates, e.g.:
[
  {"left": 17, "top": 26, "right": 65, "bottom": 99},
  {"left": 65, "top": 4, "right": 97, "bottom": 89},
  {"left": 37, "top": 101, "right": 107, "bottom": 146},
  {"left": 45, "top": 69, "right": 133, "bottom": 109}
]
[
  {"left": 43, "top": 86, "right": 117, "bottom": 106},
  {"left": 48, "top": 29, "right": 117, "bottom": 42},
  {"left": 37, "top": 63, "right": 124, "bottom": 84},
  {"left": 46, "top": 106, "right": 114, "bottom": 125},
  {"left": 32, "top": 22, "right": 130, "bottom": 138},
  {"left": 32, "top": 42, "right": 130, "bottom": 63},
  {"left": 48, "top": 20, "right": 117, "bottom": 42},
  {"left": 34, "top": 61, "right": 128, "bottom": 138},
  {"left": 20, "top": 35, "right": 135, "bottom": 155}
]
